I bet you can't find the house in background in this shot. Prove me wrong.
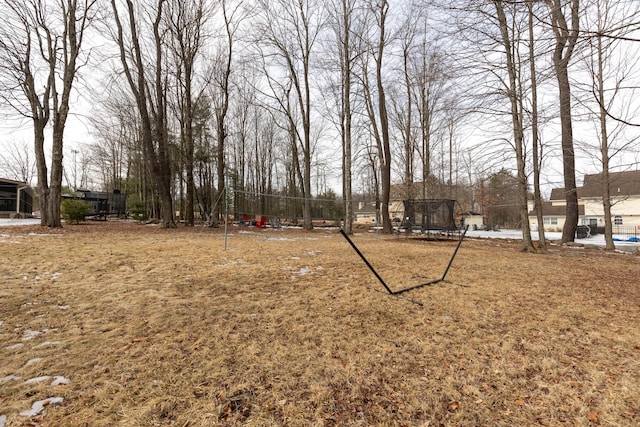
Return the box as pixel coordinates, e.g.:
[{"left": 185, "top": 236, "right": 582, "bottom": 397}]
[
  {"left": 529, "top": 202, "right": 585, "bottom": 232},
  {"left": 461, "top": 211, "right": 485, "bottom": 230},
  {"left": 530, "top": 170, "right": 640, "bottom": 232},
  {"left": 353, "top": 200, "right": 405, "bottom": 225},
  {"left": 0, "top": 178, "right": 35, "bottom": 218},
  {"left": 62, "top": 189, "right": 127, "bottom": 218}
]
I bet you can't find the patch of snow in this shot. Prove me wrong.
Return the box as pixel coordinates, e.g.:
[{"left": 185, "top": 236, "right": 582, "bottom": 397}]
[
  {"left": 0, "top": 375, "right": 22, "bottom": 382},
  {"left": 0, "top": 320, "right": 3, "bottom": 327},
  {"left": 5, "top": 343, "right": 24, "bottom": 350},
  {"left": 19, "top": 397, "right": 64, "bottom": 417},
  {"left": 50, "top": 272, "right": 62, "bottom": 282},
  {"left": 0, "top": 218, "right": 41, "bottom": 227},
  {"left": 0, "top": 414, "right": 6, "bottom": 427},
  {"left": 25, "top": 376, "right": 52, "bottom": 384},
  {"left": 37, "top": 341, "right": 62, "bottom": 347},
  {"left": 465, "top": 228, "right": 640, "bottom": 250},
  {"left": 294, "top": 267, "right": 312, "bottom": 276},
  {"left": 58, "top": 305, "right": 70, "bottom": 310},
  {"left": 26, "top": 358, "right": 44, "bottom": 366},
  {"left": 21, "top": 329, "right": 43, "bottom": 341},
  {"left": 51, "top": 376, "right": 70, "bottom": 386}
]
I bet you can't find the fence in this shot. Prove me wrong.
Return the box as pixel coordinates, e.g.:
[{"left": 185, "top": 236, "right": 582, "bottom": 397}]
[{"left": 611, "top": 225, "right": 640, "bottom": 241}]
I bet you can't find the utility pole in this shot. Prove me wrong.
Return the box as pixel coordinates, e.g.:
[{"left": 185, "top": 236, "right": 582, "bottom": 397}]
[{"left": 72, "top": 149, "right": 79, "bottom": 191}]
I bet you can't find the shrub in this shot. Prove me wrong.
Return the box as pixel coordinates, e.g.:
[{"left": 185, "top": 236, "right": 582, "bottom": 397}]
[
  {"left": 128, "top": 200, "right": 149, "bottom": 222},
  {"left": 61, "top": 199, "right": 91, "bottom": 224}
]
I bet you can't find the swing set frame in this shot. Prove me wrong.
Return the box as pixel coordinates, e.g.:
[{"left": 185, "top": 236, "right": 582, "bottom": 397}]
[{"left": 339, "top": 225, "right": 468, "bottom": 295}]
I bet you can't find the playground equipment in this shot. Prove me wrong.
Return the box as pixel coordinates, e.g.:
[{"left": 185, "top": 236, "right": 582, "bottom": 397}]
[
  {"left": 340, "top": 225, "right": 469, "bottom": 296},
  {"left": 400, "top": 199, "right": 462, "bottom": 237}
]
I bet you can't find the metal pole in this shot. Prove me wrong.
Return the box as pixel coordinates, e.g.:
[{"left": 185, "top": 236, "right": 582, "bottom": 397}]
[
  {"left": 339, "top": 228, "right": 393, "bottom": 294},
  {"left": 440, "top": 225, "right": 468, "bottom": 281},
  {"left": 224, "top": 185, "right": 229, "bottom": 250},
  {"left": 393, "top": 225, "right": 469, "bottom": 295}
]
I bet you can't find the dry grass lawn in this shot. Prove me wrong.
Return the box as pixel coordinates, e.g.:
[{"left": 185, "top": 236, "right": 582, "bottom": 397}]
[{"left": 1, "top": 222, "right": 639, "bottom": 426}]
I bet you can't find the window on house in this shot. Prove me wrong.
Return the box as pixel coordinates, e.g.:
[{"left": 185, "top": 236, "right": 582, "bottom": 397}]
[
  {"left": 543, "top": 217, "right": 558, "bottom": 225},
  {"left": 614, "top": 215, "right": 623, "bottom": 225}
]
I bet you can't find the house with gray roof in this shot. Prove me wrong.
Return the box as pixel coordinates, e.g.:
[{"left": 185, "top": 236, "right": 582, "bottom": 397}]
[{"left": 530, "top": 170, "right": 640, "bottom": 232}]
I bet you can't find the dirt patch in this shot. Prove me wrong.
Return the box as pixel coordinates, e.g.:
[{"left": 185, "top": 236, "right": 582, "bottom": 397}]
[{"left": 1, "top": 221, "right": 639, "bottom": 426}]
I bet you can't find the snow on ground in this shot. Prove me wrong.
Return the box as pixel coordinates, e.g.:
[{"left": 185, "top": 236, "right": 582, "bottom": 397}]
[
  {"left": 0, "top": 218, "right": 41, "bottom": 227},
  {"left": 18, "top": 397, "right": 64, "bottom": 417},
  {"left": 465, "top": 228, "right": 640, "bottom": 251}
]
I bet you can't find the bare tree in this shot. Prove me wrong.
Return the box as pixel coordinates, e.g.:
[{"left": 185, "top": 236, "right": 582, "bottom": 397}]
[
  {"left": 254, "top": 0, "right": 324, "bottom": 230},
  {"left": 0, "top": 140, "right": 36, "bottom": 183},
  {"left": 328, "top": 0, "right": 360, "bottom": 234},
  {"left": 545, "top": 0, "right": 580, "bottom": 243},
  {"left": 111, "top": 0, "right": 175, "bottom": 227},
  {"left": 413, "top": 33, "right": 448, "bottom": 201},
  {"left": 211, "top": 0, "right": 244, "bottom": 225},
  {"left": 390, "top": 11, "right": 418, "bottom": 201},
  {"left": 0, "top": 0, "right": 96, "bottom": 227},
  {"left": 358, "top": 0, "right": 393, "bottom": 233},
  {"left": 579, "top": 0, "right": 640, "bottom": 250},
  {"left": 527, "top": 0, "right": 547, "bottom": 248},
  {"left": 167, "top": 0, "right": 212, "bottom": 226},
  {"left": 90, "top": 88, "right": 138, "bottom": 193},
  {"left": 493, "top": 0, "right": 534, "bottom": 251}
]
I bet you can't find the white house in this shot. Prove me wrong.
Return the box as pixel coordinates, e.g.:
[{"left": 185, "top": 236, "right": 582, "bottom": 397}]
[
  {"left": 353, "top": 200, "right": 405, "bottom": 224},
  {"left": 530, "top": 170, "right": 640, "bottom": 232}
]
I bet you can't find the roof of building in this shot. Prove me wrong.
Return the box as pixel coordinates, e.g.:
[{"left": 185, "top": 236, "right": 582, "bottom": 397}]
[
  {"left": 354, "top": 202, "right": 377, "bottom": 214},
  {"left": 0, "top": 177, "right": 30, "bottom": 186},
  {"left": 550, "top": 170, "right": 640, "bottom": 200},
  {"left": 529, "top": 201, "right": 585, "bottom": 216}
]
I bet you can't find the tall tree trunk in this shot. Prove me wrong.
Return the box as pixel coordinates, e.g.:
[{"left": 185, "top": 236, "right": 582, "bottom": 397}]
[
  {"left": 339, "top": 0, "right": 354, "bottom": 234},
  {"left": 213, "top": 0, "right": 235, "bottom": 227},
  {"left": 34, "top": 125, "right": 49, "bottom": 226},
  {"left": 528, "top": 1, "right": 547, "bottom": 248},
  {"left": 494, "top": 0, "right": 534, "bottom": 251},
  {"left": 596, "top": 32, "right": 615, "bottom": 250},
  {"left": 401, "top": 32, "right": 414, "bottom": 200},
  {"left": 375, "top": 0, "right": 392, "bottom": 233},
  {"left": 256, "top": 0, "right": 318, "bottom": 230},
  {"left": 112, "top": 0, "right": 175, "bottom": 228},
  {"left": 546, "top": 0, "right": 580, "bottom": 243},
  {"left": 7, "top": 0, "right": 94, "bottom": 227}
]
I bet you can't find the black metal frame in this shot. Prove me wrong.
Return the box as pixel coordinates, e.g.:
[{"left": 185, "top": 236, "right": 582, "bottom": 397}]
[{"left": 339, "top": 225, "right": 468, "bottom": 295}]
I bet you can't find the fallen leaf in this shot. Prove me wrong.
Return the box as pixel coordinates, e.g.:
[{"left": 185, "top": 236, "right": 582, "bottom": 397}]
[
  {"left": 447, "top": 401, "right": 460, "bottom": 412},
  {"left": 588, "top": 410, "right": 602, "bottom": 423}
]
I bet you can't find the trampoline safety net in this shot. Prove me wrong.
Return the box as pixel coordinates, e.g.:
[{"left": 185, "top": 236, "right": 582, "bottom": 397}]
[{"left": 403, "top": 199, "right": 457, "bottom": 232}]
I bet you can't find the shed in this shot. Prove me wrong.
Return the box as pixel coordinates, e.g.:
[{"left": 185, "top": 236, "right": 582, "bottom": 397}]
[
  {"left": 0, "top": 178, "right": 35, "bottom": 218},
  {"left": 462, "top": 211, "right": 484, "bottom": 230}
]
